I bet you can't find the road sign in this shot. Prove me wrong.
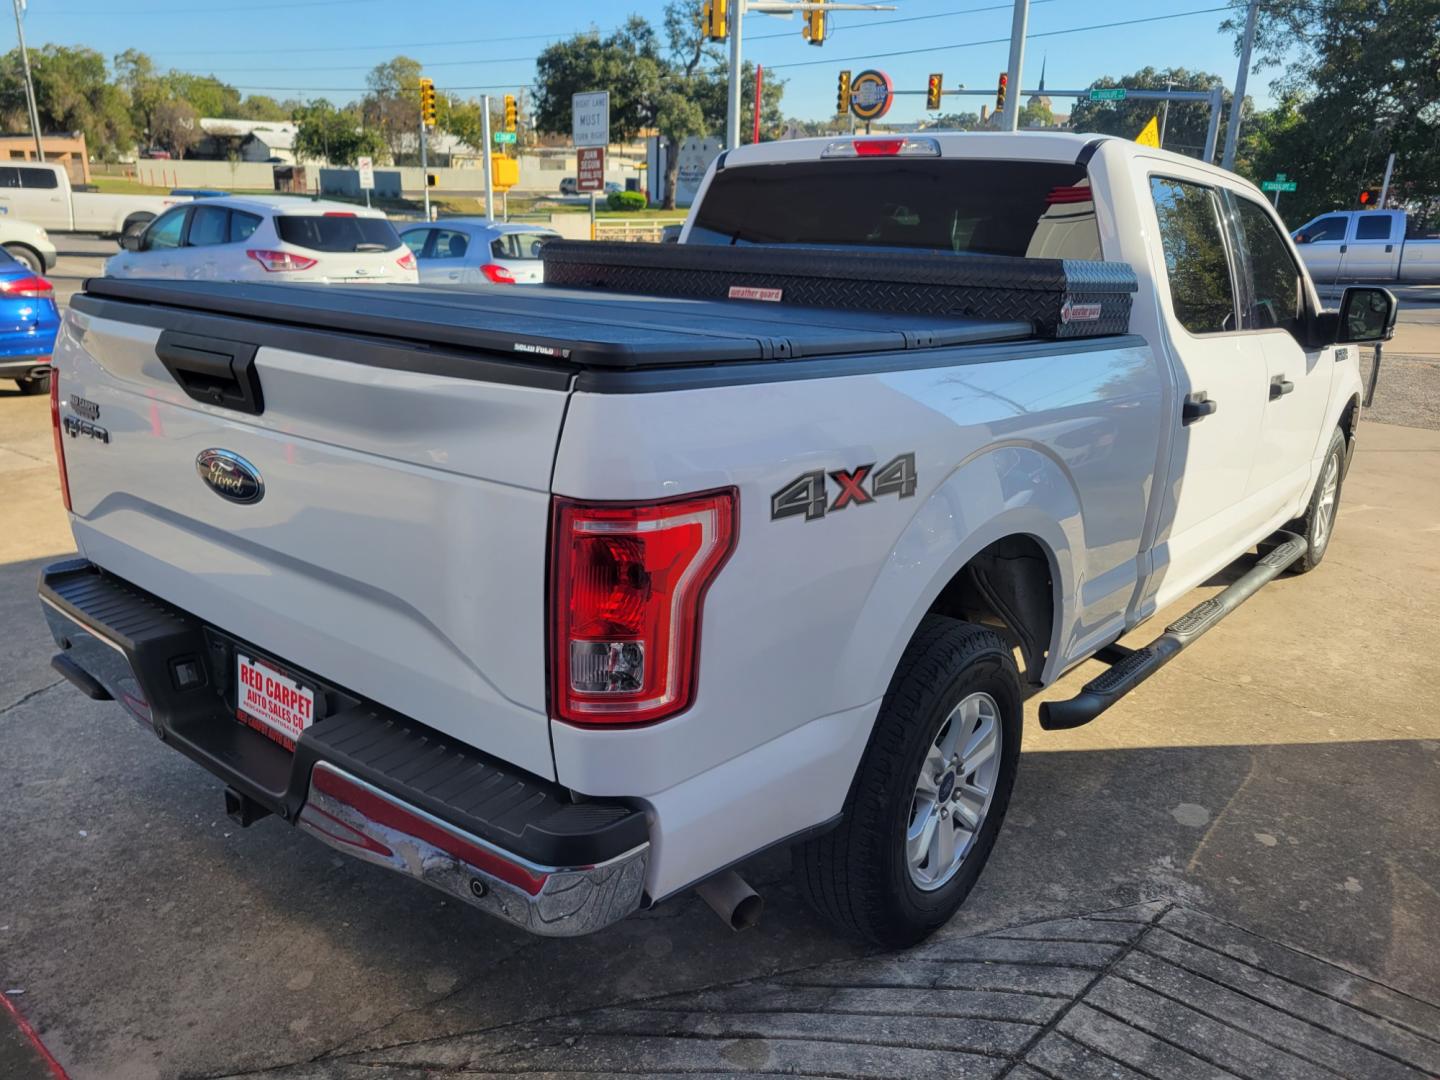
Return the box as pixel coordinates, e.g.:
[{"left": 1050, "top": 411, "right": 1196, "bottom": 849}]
[
  {"left": 493, "top": 131, "right": 517, "bottom": 145},
  {"left": 1090, "top": 87, "right": 1127, "bottom": 102},
  {"left": 1135, "top": 116, "right": 1161, "bottom": 148},
  {"left": 577, "top": 146, "right": 605, "bottom": 193},
  {"left": 848, "top": 69, "right": 894, "bottom": 121},
  {"left": 572, "top": 91, "right": 609, "bottom": 148},
  {"left": 1275, "top": 172, "right": 1287, "bottom": 181},
  {"left": 1261, "top": 179, "right": 1297, "bottom": 192},
  {"left": 357, "top": 156, "right": 374, "bottom": 190}
]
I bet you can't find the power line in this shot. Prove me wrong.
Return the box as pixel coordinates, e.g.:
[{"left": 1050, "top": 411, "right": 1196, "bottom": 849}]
[
  {"left": 153, "top": 29, "right": 580, "bottom": 58},
  {"left": 747, "top": 0, "right": 1066, "bottom": 41}
]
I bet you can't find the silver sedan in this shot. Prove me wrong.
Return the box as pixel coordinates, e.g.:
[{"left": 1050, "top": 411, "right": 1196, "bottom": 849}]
[{"left": 400, "top": 220, "right": 562, "bottom": 286}]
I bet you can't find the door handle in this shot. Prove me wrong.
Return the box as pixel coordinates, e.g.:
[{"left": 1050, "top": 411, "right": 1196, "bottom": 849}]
[
  {"left": 156, "top": 330, "right": 264, "bottom": 414},
  {"left": 1182, "top": 391, "right": 1217, "bottom": 425},
  {"left": 1269, "top": 377, "right": 1295, "bottom": 400},
  {"left": 1385, "top": 244, "right": 1394, "bottom": 253}
]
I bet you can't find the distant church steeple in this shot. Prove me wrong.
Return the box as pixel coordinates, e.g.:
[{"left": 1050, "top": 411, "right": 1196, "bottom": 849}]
[
  {"left": 1027, "top": 55, "right": 1054, "bottom": 115},
  {"left": 1038, "top": 56, "right": 1047, "bottom": 94}
]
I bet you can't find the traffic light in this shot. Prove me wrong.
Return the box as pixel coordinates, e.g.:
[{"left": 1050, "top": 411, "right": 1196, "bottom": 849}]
[
  {"left": 836, "top": 69, "right": 851, "bottom": 116},
  {"left": 426, "top": 173, "right": 437, "bottom": 188},
  {"left": 926, "top": 73, "right": 944, "bottom": 111},
  {"left": 419, "top": 77, "right": 436, "bottom": 128},
  {"left": 503, "top": 94, "right": 517, "bottom": 133},
  {"left": 702, "top": 0, "right": 728, "bottom": 41},
  {"left": 1358, "top": 189, "right": 1379, "bottom": 207},
  {"left": 995, "top": 72, "right": 1008, "bottom": 116},
  {"left": 803, "top": 0, "right": 827, "bottom": 45}
]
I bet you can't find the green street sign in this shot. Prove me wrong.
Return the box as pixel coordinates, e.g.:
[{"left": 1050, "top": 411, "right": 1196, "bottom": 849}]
[
  {"left": 1275, "top": 172, "right": 1287, "bottom": 181},
  {"left": 1261, "top": 179, "right": 1298, "bottom": 192},
  {"left": 493, "top": 131, "right": 517, "bottom": 144},
  {"left": 1089, "top": 87, "right": 1127, "bottom": 102}
]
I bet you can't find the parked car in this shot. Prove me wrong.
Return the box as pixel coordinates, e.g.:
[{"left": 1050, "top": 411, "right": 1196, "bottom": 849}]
[
  {"left": 0, "top": 162, "right": 190, "bottom": 238},
  {"left": 400, "top": 220, "right": 561, "bottom": 284},
  {"left": 559, "top": 177, "right": 579, "bottom": 196},
  {"left": 0, "top": 215, "right": 57, "bottom": 273},
  {"left": 1291, "top": 208, "right": 1440, "bottom": 283},
  {"left": 40, "top": 133, "right": 1389, "bottom": 944},
  {"left": 169, "top": 188, "right": 230, "bottom": 200},
  {"left": 105, "top": 196, "right": 418, "bottom": 285},
  {"left": 0, "top": 247, "right": 58, "bottom": 394}
]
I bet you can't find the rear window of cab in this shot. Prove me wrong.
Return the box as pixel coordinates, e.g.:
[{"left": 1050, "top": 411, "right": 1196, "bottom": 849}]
[{"left": 276, "top": 215, "right": 402, "bottom": 253}]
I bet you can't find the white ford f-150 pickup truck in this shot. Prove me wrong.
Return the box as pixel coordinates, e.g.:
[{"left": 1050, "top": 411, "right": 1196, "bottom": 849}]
[
  {"left": 39, "top": 133, "right": 1396, "bottom": 945},
  {"left": 0, "top": 162, "right": 190, "bottom": 238},
  {"left": 1290, "top": 208, "right": 1440, "bottom": 284}
]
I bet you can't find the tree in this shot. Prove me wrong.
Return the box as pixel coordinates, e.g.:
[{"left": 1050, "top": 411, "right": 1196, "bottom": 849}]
[
  {"left": 0, "top": 44, "right": 133, "bottom": 157},
  {"left": 363, "top": 56, "right": 425, "bottom": 161},
  {"left": 151, "top": 98, "right": 199, "bottom": 158},
  {"left": 168, "top": 72, "right": 241, "bottom": 118},
  {"left": 532, "top": 20, "right": 665, "bottom": 145},
  {"left": 1222, "top": 0, "right": 1440, "bottom": 220},
  {"left": 293, "top": 100, "right": 385, "bottom": 166},
  {"left": 923, "top": 112, "right": 984, "bottom": 131},
  {"left": 1019, "top": 100, "right": 1054, "bottom": 129},
  {"left": 1069, "top": 67, "right": 1231, "bottom": 159},
  {"left": 236, "top": 95, "right": 294, "bottom": 122}
]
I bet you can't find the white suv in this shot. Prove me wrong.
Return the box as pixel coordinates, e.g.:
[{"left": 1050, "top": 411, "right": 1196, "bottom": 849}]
[{"left": 105, "top": 195, "right": 418, "bottom": 285}]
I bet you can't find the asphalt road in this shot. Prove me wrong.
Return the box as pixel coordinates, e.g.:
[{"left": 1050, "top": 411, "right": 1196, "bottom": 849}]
[{"left": 1, "top": 244, "right": 1437, "bottom": 1080}]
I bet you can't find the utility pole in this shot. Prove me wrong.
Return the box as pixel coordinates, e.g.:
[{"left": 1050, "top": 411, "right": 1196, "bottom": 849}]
[
  {"left": 419, "top": 120, "right": 430, "bottom": 221},
  {"left": 12, "top": 0, "right": 44, "bottom": 163},
  {"left": 1159, "top": 79, "right": 1173, "bottom": 149},
  {"left": 1378, "top": 151, "right": 1395, "bottom": 208},
  {"left": 726, "top": 2, "right": 745, "bottom": 150},
  {"left": 481, "top": 94, "right": 494, "bottom": 223},
  {"left": 1221, "top": 0, "right": 1258, "bottom": 171},
  {"left": 1001, "top": 0, "right": 1029, "bottom": 131}
]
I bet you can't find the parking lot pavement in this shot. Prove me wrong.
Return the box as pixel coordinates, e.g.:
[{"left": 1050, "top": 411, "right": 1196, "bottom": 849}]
[{"left": 2, "top": 347, "right": 1439, "bottom": 1079}]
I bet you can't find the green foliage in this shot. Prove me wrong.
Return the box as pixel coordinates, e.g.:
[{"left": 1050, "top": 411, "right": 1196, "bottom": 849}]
[
  {"left": 0, "top": 44, "right": 134, "bottom": 157},
  {"left": 293, "top": 100, "right": 386, "bottom": 167},
  {"left": 1019, "top": 100, "right": 1054, "bottom": 129},
  {"left": 1069, "top": 67, "right": 1230, "bottom": 159},
  {"left": 362, "top": 56, "right": 424, "bottom": 161},
  {"left": 607, "top": 189, "right": 648, "bottom": 211}
]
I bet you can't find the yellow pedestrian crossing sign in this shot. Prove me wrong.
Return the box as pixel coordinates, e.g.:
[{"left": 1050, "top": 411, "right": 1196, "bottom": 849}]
[{"left": 1136, "top": 115, "right": 1161, "bottom": 148}]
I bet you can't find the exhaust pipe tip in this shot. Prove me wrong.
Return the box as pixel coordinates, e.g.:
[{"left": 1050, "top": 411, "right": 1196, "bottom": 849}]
[{"left": 695, "top": 870, "right": 763, "bottom": 931}]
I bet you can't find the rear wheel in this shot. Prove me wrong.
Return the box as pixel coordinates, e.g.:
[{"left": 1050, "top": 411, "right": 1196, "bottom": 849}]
[
  {"left": 2, "top": 243, "right": 42, "bottom": 274},
  {"left": 1289, "top": 427, "right": 1346, "bottom": 574},
  {"left": 794, "top": 615, "right": 1022, "bottom": 946}
]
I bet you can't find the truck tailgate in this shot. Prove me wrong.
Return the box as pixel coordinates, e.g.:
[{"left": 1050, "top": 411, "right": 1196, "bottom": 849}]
[{"left": 56, "top": 298, "right": 569, "bottom": 779}]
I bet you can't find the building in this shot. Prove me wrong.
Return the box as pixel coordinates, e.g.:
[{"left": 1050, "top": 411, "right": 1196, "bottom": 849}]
[
  {"left": 0, "top": 132, "right": 89, "bottom": 184},
  {"left": 189, "top": 119, "right": 300, "bottom": 165}
]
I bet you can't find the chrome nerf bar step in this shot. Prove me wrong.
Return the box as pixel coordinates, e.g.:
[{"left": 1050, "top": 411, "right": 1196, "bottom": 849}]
[{"left": 1039, "top": 532, "right": 1307, "bottom": 730}]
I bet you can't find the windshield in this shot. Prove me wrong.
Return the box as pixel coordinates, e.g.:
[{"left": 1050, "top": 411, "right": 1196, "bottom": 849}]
[
  {"left": 276, "top": 215, "right": 402, "bottom": 253},
  {"left": 491, "top": 231, "right": 561, "bottom": 260},
  {"left": 688, "top": 158, "right": 1102, "bottom": 260}
]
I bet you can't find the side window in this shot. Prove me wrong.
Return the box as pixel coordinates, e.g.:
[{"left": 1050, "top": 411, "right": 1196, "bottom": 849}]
[
  {"left": 1302, "top": 215, "right": 1349, "bottom": 242},
  {"left": 1232, "top": 196, "right": 1303, "bottom": 335},
  {"left": 431, "top": 229, "right": 469, "bottom": 259},
  {"left": 1354, "top": 215, "right": 1391, "bottom": 241},
  {"left": 1149, "top": 176, "right": 1238, "bottom": 335},
  {"left": 144, "top": 208, "right": 186, "bottom": 251},
  {"left": 186, "top": 205, "right": 229, "bottom": 246},
  {"left": 229, "top": 211, "right": 261, "bottom": 243},
  {"left": 0, "top": 167, "right": 19, "bottom": 188},
  {"left": 401, "top": 229, "right": 431, "bottom": 257},
  {"left": 18, "top": 167, "right": 58, "bottom": 189}
]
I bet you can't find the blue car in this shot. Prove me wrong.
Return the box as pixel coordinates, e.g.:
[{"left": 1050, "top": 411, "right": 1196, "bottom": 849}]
[{"left": 0, "top": 246, "right": 59, "bottom": 394}]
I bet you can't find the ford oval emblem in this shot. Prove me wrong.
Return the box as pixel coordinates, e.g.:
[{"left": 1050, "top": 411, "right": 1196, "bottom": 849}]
[{"left": 196, "top": 449, "right": 263, "bottom": 504}]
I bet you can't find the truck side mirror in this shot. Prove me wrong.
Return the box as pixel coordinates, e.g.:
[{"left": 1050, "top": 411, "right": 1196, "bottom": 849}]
[{"left": 1335, "top": 286, "right": 1397, "bottom": 344}]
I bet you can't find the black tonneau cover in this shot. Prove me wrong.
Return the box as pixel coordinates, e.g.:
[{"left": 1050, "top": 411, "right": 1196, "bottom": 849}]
[{"left": 82, "top": 277, "right": 1034, "bottom": 369}]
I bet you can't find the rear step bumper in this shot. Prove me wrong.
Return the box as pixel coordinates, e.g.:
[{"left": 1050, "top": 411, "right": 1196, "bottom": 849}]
[
  {"left": 37, "top": 558, "right": 650, "bottom": 937},
  {"left": 1040, "top": 532, "right": 1308, "bottom": 730}
]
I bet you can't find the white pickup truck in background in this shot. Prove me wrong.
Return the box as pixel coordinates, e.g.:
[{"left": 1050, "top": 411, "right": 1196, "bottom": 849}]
[
  {"left": 1292, "top": 208, "right": 1440, "bottom": 283},
  {"left": 38, "top": 133, "right": 1396, "bottom": 945},
  {"left": 0, "top": 162, "right": 189, "bottom": 238}
]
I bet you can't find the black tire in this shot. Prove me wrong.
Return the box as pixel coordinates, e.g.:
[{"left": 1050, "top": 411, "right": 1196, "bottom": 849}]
[
  {"left": 3, "top": 243, "right": 42, "bottom": 274},
  {"left": 16, "top": 372, "right": 49, "bottom": 394},
  {"left": 1289, "top": 427, "right": 1346, "bottom": 574},
  {"left": 794, "top": 615, "right": 1022, "bottom": 947}
]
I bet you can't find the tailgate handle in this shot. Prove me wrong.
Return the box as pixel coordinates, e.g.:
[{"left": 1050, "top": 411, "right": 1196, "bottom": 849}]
[{"left": 156, "top": 331, "right": 264, "bottom": 415}]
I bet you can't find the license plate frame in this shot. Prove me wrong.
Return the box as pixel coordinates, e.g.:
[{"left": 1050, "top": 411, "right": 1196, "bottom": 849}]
[{"left": 235, "top": 651, "right": 317, "bottom": 751}]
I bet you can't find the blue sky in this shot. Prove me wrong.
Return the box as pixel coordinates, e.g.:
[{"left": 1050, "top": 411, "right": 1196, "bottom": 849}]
[{"left": 16, "top": 0, "right": 1268, "bottom": 121}]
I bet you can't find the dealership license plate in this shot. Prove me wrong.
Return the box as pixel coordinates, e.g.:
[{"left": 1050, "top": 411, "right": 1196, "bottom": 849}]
[{"left": 235, "top": 652, "right": 316, "bottom": 750}]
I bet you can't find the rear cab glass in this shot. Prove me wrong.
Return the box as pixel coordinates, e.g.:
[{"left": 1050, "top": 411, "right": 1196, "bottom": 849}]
[
  {"left": 276, "top": 215, "right": 402, "bottom": 253},
  {"left": 688, "top": 158, "right": 1102, "bottom": 260}
]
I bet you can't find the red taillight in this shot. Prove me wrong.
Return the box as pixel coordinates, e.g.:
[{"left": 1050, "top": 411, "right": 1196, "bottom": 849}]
[
  {"left": 49, "top": 368, "right": 71, "bottom": 512},
  {"left": 1, "top": 274, "right": 53, "bottom": 298},
  {"left": 551, "top": 489, "right": 737, "bottom": 726},
  {"left": 396, "top": 252, "right": 417, "bottom": 271},
  {"left": 247, "top": 249, "right": 318, "bottom": 272},
  {"left": 480, "top": 263, "right": 516, "bottom": 284},
  {"left": 1046, "top": 184, "right": 1094, "bottom": 205},
  {"left": 855, "top": 139, "right": 904, "bottom": 156},
  {"left": 322, "top": 211, "right": 357, "bottom": 217}
]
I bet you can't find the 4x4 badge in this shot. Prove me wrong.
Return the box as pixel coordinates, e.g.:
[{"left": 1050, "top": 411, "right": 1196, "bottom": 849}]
[{"left": 771, "top": 452, "right": 917, "bottom": 522}]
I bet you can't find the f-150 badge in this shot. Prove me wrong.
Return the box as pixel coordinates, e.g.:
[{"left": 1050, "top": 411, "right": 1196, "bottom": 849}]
[{"left": 771, "top": 452, "right": 917, "bottom": 522}]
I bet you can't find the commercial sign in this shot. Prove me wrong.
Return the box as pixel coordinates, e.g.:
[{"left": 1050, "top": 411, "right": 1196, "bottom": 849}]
[
  {"left": 357, "top": 156, "right": 374, "bottom": 190},
  {"left": 572, "top": 90, "right": 610, "bottom": 148},
  {"left": 848, "top": 69, "right": 894, "bottom": 121},
  {"left": 577, "top": 146, "right": 605, "bottom": 193}
]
